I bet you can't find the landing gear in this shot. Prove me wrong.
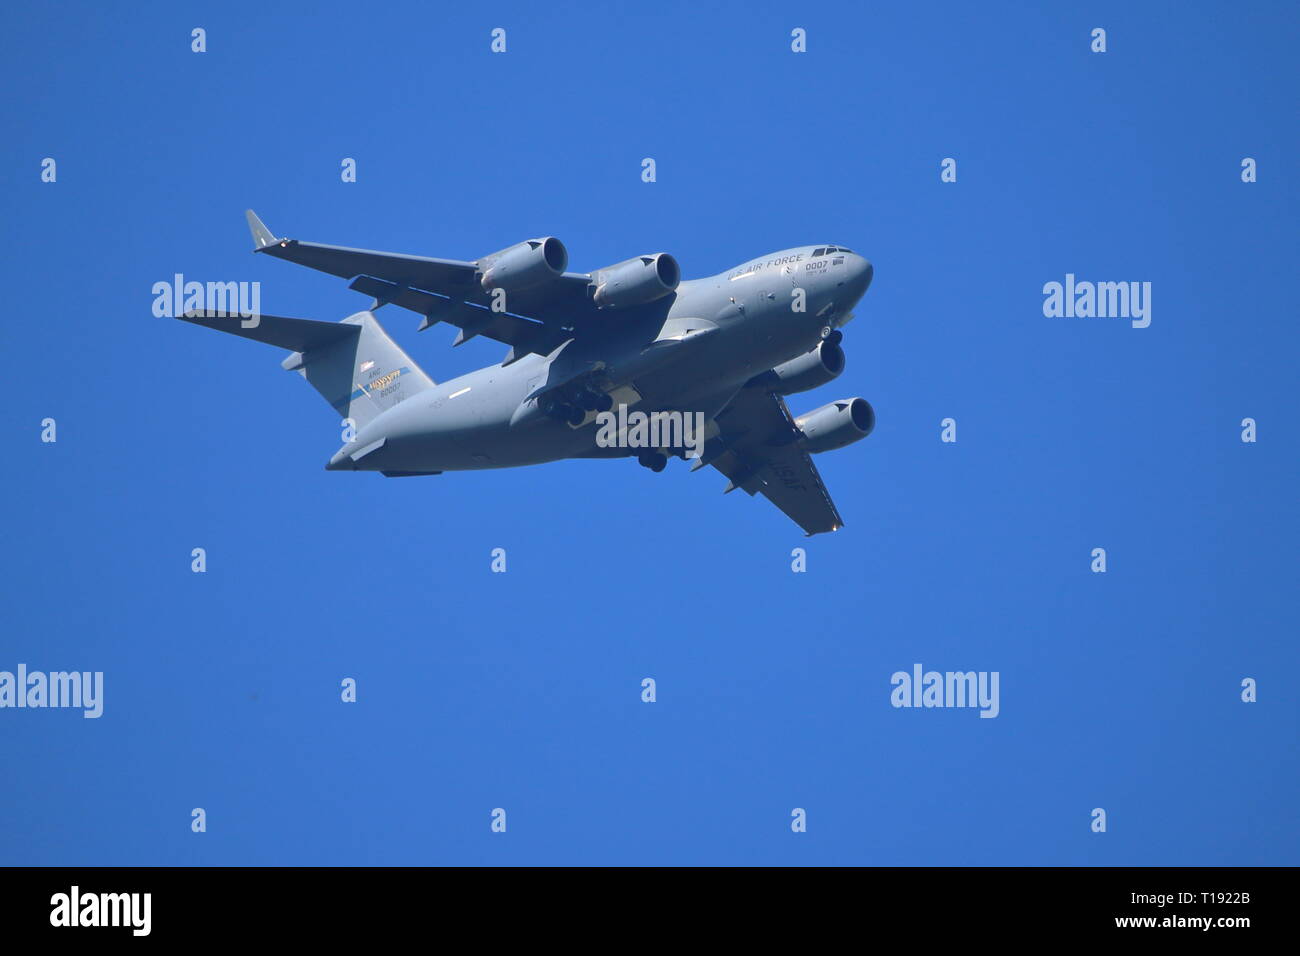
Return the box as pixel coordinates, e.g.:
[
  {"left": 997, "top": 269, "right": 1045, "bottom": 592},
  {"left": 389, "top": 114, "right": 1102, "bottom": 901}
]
[
  {"left": 577, "top": 390, "right": 613, "bottom": 412},
  {"left": 637, "top": 451, "right": 668, "bottom": 473},
  {"left": 548, "top": 386, "right": 613, "bottom": 427},
  {"left": 546, "top": 403, "right": 588, "bottom": 427}
]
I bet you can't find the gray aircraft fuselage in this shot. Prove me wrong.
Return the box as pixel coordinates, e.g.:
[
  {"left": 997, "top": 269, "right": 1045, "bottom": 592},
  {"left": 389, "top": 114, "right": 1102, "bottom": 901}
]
[{"left": 331, "top": 246, "right": 873, "bottom": 474}]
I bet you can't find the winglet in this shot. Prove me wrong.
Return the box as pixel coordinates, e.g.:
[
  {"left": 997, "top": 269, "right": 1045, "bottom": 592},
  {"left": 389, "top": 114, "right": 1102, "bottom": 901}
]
[{"left": 245, "top": 209, "right": 277, "bottom": 250}]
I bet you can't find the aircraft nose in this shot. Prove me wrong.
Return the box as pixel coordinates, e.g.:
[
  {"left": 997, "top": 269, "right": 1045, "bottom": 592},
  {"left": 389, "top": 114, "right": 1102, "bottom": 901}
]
[
  {"left": 840, "top": 254, "right": 873, "bottom": 302},
  {"left": 854, "top": 255, "right": 873, "bottom": 292}
]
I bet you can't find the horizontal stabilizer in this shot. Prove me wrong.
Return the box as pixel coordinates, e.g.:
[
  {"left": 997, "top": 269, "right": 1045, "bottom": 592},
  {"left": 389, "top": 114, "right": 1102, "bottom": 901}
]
[
  {"left": 179, "top": 310, "right": 358, "bottom": 352},
  {"left": 179, "top": 306, "right": 435, "bottom": 434}
]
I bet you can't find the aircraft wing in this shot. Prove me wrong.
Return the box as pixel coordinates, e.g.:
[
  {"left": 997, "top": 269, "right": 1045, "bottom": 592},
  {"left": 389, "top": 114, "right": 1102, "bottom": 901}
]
[
  {"left": 345, "top": 275, "right": 572, "bottom": 365},
  {"left": 244, "top": 210, "right": 594, "bottom": 359},
  {"left": 700, "top": 384, "right": 845, "bottom": 536}
]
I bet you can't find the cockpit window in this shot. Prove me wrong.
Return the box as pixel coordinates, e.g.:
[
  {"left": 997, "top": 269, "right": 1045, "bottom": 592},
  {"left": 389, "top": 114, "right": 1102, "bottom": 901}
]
[{"left": 812, "top": 248, "right": 826, "bottom": 257}]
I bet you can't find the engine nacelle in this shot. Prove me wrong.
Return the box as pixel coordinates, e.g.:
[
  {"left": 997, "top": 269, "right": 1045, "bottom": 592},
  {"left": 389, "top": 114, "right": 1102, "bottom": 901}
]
[
  {"left": 795, "top": 398, "right": 875, "bottom": 453},
  {"left": 591, "top": 253, "right": 680, "bottom": 309},
  {"left": 479, "top": 237, "right": 568, "bottom": 293},
  {"left": 769, "top": 337, "right": 845, "bottom": 395}
]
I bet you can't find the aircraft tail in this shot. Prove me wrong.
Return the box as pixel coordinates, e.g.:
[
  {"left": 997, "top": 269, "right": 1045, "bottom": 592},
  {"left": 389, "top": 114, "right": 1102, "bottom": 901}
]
[{"left": 179, "top": 309, "right": 435, "bottom": 430}]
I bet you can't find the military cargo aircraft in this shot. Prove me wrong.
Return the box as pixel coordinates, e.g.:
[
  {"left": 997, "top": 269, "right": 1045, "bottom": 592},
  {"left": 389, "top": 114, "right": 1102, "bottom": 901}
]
[{"left": 179, "top": 212, "right": 875, "bottom": 534}]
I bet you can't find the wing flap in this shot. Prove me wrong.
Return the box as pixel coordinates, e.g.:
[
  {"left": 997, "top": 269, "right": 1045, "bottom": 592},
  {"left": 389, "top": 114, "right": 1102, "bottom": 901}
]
[{"left": 348, "top": 275, "right": 566, "bottom": 359}]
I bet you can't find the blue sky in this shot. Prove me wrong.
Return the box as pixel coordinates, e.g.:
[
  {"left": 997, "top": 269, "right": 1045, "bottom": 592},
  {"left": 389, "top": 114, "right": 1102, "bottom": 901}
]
[{"left": 1, "top": 0, "right": 1296, "bottom": 865}]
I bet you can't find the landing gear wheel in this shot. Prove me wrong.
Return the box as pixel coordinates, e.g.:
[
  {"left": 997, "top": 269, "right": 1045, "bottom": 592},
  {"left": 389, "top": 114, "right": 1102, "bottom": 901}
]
[
  {"left": 638, "top": 451, "right": 668, "bottom": 473},
  {"left": 577, "top": 390, "right": 614, "bottom": 412},
  {"left": 547, "top": 403, "right": 586, "bottom": 427}
]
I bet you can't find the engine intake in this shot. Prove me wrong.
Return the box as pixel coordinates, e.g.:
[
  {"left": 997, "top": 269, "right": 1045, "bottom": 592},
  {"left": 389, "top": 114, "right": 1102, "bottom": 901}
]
[
  {"left": 591, "top": 253, "right": 680, "bottom": 309},
  {"left": 795, "top": 398, "right": 875, "bottom": 453},
  {"left": 479, "top": 237, "right": 568, "bottom": 293},
  {"left": 768, "top": 337, "right": 845, "bottom": 395}
]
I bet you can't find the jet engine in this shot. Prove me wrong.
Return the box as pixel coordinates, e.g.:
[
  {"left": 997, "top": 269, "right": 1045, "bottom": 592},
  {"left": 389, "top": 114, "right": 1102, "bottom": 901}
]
[
  {"left": 591, "top": 253, "right": 680, "bottom": 309},
  {"left": 795, "top": 398, "right": 875, "bottom": 453},
  {"left": 479, "top": 237, "right": 569, "bottom": 293},
  {"left": 768, "top": 334, "right": 845, "bottom": 395}
]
